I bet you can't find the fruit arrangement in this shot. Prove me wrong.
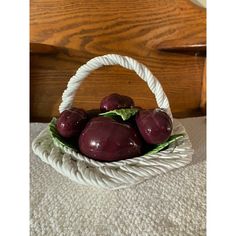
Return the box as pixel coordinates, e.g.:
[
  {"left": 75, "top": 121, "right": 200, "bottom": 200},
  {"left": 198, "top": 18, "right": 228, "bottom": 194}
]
[{"left": 50, "top": 93, "right": 183, "bottom": 162}]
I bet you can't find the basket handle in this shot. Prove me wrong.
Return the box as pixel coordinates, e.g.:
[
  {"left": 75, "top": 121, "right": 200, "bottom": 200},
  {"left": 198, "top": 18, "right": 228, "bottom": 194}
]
[{"left": 59, "top": 54, "right": 173, "bottom": 120}]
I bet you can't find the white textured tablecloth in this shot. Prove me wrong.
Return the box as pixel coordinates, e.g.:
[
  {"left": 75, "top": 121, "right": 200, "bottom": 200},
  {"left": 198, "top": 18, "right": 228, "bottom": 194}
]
[{"left": 30, "top": 117, "right": 206, "bottom": 236}]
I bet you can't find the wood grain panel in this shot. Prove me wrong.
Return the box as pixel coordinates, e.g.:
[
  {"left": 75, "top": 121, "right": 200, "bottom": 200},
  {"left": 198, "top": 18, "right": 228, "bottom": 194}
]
[
  {"left": 30, "top": 44, "right": 205, "bottom": 121},
  {"left": 30, "top": 0, "right": 206, "bottom": 121},
  {"left": 30, "top": 0, "right": 206, "bottom": 55}
]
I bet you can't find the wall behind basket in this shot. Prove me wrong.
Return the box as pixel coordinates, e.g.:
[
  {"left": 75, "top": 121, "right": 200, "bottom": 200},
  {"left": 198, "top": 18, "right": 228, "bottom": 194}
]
[{"left": 30, "top": 0, "right": 206, "bottom": 122}]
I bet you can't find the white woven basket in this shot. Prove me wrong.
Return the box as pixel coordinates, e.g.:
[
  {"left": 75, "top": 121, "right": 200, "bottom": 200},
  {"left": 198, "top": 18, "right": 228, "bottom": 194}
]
[{"left": 32, "top": 54, "right": 194, "bottom": 189}]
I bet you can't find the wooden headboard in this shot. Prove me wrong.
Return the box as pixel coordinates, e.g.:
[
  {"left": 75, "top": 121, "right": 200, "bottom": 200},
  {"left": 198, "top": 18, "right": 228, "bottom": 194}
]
[{"left": 30, "top": 0, "right": 206, "bottom": 122}]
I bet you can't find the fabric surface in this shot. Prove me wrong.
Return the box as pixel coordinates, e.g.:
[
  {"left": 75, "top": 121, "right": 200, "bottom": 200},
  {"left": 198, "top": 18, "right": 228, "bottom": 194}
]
[{"left": 30, "top": 117, "right": 206, "bottom": 236}]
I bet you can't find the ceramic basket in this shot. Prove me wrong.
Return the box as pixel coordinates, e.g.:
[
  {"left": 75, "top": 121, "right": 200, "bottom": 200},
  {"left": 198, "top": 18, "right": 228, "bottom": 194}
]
[{"left": 32, "top": 54, "right": 194, "bottom": 189}]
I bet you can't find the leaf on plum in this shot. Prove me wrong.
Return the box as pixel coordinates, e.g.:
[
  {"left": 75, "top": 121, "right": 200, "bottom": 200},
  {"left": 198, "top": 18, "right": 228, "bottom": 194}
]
[
  {"left": 146, "top": 134, "right": 184, "bottom": 155},
  {"left": 99, "top": 108, "right": 139, "bottom": 121}
]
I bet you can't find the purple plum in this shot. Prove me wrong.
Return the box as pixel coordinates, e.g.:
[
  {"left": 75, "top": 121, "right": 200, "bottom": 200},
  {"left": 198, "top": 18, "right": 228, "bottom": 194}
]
[
  {"left": 135, "top": 109, "right": 172, "bottom": 144},
  {"left": 78, "top": 116, "right": 142, "bottom": 161},
  {"left": 56, "top": 107, "right": 88, "bottom": 138},
  {"left": 100, "top": 93, "right": 134, "bottom": 112}
]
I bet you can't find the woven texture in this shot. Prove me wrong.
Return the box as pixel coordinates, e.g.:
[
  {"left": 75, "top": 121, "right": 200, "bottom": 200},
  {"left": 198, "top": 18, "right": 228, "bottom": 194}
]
[
  {"left": 30, "top": 117, "right": 206, "bottom": 236},
  {"left": 32, "top": 119, "right": 193, "bottom": 189}
]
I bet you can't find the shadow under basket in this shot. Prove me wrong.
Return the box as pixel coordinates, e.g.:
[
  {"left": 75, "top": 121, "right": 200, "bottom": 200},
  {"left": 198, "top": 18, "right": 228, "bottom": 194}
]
[{"left": 32, "top": 54, "right": 194, "bottom": 189}]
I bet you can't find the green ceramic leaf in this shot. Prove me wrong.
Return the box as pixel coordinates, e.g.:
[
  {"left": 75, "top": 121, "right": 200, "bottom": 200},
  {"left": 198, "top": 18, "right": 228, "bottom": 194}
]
[
  {"left": 146, "top": 134, "right": 184, "bottom": 155},
  {"left": 99, "top": 108, "right": 139, "bottom": 120}
]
